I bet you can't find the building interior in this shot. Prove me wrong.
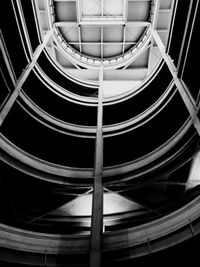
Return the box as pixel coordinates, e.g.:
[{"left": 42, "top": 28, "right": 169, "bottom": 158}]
[{"left": 0, "top": 0, "right": 200, "bottom": 266}]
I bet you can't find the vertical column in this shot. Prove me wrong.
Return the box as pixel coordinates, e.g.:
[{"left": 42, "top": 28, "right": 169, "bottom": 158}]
[
  {"left": 147, "top": 0, "right": 161, "bottom": 75},
  {"left": 90, "top": 67, "right": 104, "bottom": 267},
  {"left": 101, "top": 27, "right": 103, "bottom": 59},
  {"left": 76, "top": 0, "right": 82, "bottom": 53},
  {"left": 152, "top": 29, "right": 200, "bottom": 136},
  {"left": 152, "top": 0, "right": 161, "bottom": 29},
  {"left": 101, "top": 0, "right": 104, "bottom": 17},
  {"left": 0, "top": 31, "right": 16, "bottom": 85},
  {"left": 0, "top": 30, "right": 52, "bottom": 127},
  {"left": 15, "top": 0, "right": 33, "bottom": 57},
  {"left": 177, "top": 0, "right": 199, "bottom": 78}
]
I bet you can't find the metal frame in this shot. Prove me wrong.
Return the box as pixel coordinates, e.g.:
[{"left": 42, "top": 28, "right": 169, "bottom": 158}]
[{"left": 53, "top": 0, "right": 150, "bottom": 58}]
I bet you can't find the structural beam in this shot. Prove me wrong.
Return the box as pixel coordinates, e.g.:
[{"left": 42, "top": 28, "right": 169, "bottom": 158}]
[
  {"left": 152, "top": 29, "right": 200, "bottom": 136},
  {"left": 177, "top": 0, "right": 199, "bottom": 78},
  {"left": 45, "top": 0, "right": 54, "bottom": 29},
  {"left": 90, "top": 67, "right": 104, "bottom": 267},
  {"left": 54, "top": 20, "right": 151, "bottom": 27},
  {"left": 147, "top": 0, "right": 160, "bottom": 75},
  {"left": 0, "top": 30, "right": 16, "bottom": 85},
  {"left": 0, "top": 30, "right": 52, "bottom": 127},
  {"left": 101, "top": 26, "right": 103, "bottom": 59},
  {"left": 15, "top": 0, "right": 33, "bottom": 57},
  {"left": 152, "top": 0, "right": 161, "bottom": 29}
]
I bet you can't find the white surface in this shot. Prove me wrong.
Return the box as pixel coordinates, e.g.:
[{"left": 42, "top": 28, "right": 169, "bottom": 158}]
[{"left": 51, "top": 192, "right": 142, "bottom": 216}]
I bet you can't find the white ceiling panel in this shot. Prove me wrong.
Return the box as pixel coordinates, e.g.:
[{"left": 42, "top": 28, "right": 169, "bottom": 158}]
[
  {"left": 103, "top": 0, "right": 124, "bottom": 16},
  {"left": 103, "top": 44, "right": 123, "bottom": 58},
  {"left": 55, "top": 1, "right": 77, "bottom": 21},
  {"left": 103, "top": 26, "right": 123, "bottom": 42},
  {"left": 127, "top": 1, "right": 151, "bottom": 21},
  {"left": 125, "top": 26, "right": 146, "bottom": 42},
  {"left": 59, "top": 27, "right": 79, "bottom": 42},
  {"left": 81, "top": 26, "right": 101, "bottom": 42},
  {"left": 82, "top": 44, "right": 101, "bottom": 57},
  {"left": 82, "top": 0, "right": 101, "bottom": 16}
]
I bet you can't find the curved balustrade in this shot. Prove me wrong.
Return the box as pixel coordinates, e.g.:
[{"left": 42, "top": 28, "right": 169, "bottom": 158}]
[
  {"left": 103, "top": 63, "right": 172, "bottom": 125},
  {"left": 19, "top": 62, "right": 174, "bottom": 137},
  {"left": 0, "top": 117, "right": 197, "bottom": 185},
  {"left": 0, "top": 103, "right": 95, "bottom": 168},
  {"left": 17, "top": 97, "right": 96, "bottom": 138},
  {"left": 103, "top": 84, "right": 176, "bottom": 137},
  {"left": 22, "top": 70, "right": 98, "bottom": 126},
  {"left": 103, "top": 126, "right": 198, "bottom": 182},
  {"left": 36, "top": 51, "right": 98, "bottom": 98},
  {"left": 0, "top": 140, "right": 94, "bottom": 182},
  {"left": 103, "top": 91, "right": 189, "bottom": 167},
  {"left": 0, "top": 196, "right": 199, "bottom": 266},
  {"left": 19, "top": 72, "right": 175, "bottom": 138},
  {"left": 0, "top": 91, "right": 191, "bottom": 173},
  {"left": 102, "top": 196, "right": 200, "bottom": 253}
]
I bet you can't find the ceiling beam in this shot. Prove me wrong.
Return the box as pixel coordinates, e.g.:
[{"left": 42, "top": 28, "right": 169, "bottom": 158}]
[
  {"left": 54, "top": 20, "right": 151, "bottom": 27},
  {"left": 68, "top": 42, "right": 136, "bottom": 45},
  {"left": 101, "top": 26, "right": 103, "bottom": 58}
]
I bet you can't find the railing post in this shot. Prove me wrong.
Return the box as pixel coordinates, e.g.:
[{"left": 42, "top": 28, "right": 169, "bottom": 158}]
[{"left": 90, "top": 67, "right": 104, "bottom": 267}]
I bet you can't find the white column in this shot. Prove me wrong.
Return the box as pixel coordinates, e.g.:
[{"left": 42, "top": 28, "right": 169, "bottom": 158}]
[
  {"left": 0, "top": 31, "right": 16, "bottom": 85},
  {"left": 152, "top": 29, "right": 200, "bottom": 136},
  {"left": 152, "top": 0, "right": 161, "bottom": 29},
  {"left": 0, "top": 30, "right": 52, "bottom": 127},
  {"left": 90, "top": 67, "right": 104, "bottom": 267}
]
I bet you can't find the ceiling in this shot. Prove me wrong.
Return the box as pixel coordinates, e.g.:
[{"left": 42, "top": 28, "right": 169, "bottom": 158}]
[{"left": 35, "top": 0, "right": 174, "bottom": 97}]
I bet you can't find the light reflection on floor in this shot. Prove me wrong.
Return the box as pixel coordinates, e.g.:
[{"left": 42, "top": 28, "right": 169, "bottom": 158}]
[{"left": 51, "top": 192, "right": 143, "bottom": 216}]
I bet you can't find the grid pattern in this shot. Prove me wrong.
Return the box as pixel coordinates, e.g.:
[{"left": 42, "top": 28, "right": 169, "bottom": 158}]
[{"left": 54, "top": 0, "right": 151, "bottom": 58}]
